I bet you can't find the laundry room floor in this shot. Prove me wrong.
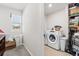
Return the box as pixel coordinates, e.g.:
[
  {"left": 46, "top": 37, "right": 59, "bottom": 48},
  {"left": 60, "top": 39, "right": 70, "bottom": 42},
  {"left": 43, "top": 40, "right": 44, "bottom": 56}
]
[
  {"left": 3, "top": 45, "right": 31, "bottom": 56},
  {"left": 44, "top": 45, "right": 72, "bottom": 56}
]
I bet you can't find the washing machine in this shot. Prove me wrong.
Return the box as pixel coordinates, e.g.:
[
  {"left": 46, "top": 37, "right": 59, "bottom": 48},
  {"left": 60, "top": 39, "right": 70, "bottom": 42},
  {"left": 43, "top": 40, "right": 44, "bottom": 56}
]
[{"left": 47, "top": 31, "right": 60, "bottom": 50}]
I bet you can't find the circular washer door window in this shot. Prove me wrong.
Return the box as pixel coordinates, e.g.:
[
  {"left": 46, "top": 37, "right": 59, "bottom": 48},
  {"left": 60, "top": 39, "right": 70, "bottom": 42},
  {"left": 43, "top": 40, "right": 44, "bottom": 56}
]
[{"left": 49, "top": 34, "right": 56, "bottom": 42}]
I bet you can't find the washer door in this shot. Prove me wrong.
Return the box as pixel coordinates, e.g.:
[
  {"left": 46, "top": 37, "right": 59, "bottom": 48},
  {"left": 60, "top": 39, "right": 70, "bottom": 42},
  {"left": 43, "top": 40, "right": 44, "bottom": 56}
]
[{"left": 48, "top": 33, "right": 56, "bottom": 43}]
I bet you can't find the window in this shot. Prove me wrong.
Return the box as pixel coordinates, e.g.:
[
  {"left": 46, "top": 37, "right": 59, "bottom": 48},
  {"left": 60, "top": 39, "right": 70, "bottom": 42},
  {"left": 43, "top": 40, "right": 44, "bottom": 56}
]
[{"left": 11, "top": 13, "right": 22, "bottom": 34}]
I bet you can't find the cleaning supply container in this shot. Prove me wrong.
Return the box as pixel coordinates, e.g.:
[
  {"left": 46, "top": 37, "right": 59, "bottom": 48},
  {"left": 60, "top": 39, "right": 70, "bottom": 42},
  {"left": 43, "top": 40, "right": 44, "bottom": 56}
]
[{"left": 60, "top": 37, "right": 67, "bottom": 51}]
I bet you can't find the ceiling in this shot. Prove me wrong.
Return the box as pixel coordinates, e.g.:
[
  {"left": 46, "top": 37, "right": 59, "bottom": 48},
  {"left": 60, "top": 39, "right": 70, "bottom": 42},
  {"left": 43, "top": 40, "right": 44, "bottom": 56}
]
[
  {"left": 0, "top": 3, "right": 67, "bottom": 14},
  {"left": 0, "top": 3, "right": 27, "bottom": 11},
  {"left": 44, "top": 3, "right": 68, "bottom": 16}
]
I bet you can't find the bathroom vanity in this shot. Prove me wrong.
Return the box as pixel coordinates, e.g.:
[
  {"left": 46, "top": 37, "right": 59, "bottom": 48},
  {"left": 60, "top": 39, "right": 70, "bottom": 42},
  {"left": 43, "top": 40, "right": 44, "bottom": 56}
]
[{"left": 0, "top": 35, "right": 5, "bottom": 56}]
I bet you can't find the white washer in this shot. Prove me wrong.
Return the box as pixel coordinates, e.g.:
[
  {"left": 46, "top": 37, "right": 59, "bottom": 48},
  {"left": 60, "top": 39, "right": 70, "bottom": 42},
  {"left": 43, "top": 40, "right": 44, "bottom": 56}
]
[{"left": 47, "top": 31, "right": 60, "bottom": 50}]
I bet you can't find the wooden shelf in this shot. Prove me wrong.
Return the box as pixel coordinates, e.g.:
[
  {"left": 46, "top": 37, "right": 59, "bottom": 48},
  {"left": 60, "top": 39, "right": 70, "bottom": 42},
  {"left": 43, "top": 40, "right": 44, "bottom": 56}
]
[
  {"left": 69, "top": 25, "right": 79, "bottom": 30},
  {"left": 69, "top": 13, "right": 79, "bottom": 18},
  {"left": 69, "top": 6, "right": 76, "bottom": 10},
  {"left": 69, "top": 5, "right": 79, "bottom": 17}
]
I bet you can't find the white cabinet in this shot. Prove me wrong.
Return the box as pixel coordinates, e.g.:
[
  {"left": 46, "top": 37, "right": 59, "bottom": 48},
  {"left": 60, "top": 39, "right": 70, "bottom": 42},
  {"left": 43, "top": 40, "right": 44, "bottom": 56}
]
[{"left": 14, "top": 34, "right": 23, "bottom": 47}]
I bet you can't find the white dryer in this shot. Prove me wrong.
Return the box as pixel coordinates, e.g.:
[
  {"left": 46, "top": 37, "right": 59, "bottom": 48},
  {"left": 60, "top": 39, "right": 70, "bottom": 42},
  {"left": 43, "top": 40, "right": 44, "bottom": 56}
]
[{"left": 47, "top": 31, "right": 60, "bottom": 50}]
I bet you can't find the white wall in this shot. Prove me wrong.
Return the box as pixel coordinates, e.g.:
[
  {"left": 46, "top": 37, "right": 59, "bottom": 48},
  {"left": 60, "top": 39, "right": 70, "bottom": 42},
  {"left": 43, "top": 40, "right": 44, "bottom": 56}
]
[
  {"left": 0, "top": 5, "right": 22, "bottom": 41},
  {"left": 47, "top": 5, "right": 68, "bottom": 38},
  {"left": 22, "top": 4, "right": 44, "bottom": 56}
]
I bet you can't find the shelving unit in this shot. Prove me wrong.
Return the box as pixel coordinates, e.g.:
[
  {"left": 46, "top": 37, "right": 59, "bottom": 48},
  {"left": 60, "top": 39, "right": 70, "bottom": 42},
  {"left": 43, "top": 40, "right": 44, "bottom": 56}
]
[
  {"left": 69, "top": 3, "right": 79, "bottom": 31},
  {"left": 68, "top": 3, "right": 79, "bottom": 55}
]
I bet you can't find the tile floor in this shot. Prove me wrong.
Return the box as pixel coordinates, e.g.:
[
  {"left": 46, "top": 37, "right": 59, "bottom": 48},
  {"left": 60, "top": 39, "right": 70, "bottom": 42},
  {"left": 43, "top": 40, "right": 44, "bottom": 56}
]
[
  {"left": 3, "top": 45, "right": 31, "bottom": 56},
  {"left": 3, "top": 45, "right": 72, "bottom": 56}
]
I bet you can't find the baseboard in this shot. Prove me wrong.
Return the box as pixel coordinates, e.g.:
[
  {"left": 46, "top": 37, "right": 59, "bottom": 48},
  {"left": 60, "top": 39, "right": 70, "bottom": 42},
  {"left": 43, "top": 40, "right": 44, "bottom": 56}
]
[{"left": 23, "top": 43, "right": 33, "bottom": 56}]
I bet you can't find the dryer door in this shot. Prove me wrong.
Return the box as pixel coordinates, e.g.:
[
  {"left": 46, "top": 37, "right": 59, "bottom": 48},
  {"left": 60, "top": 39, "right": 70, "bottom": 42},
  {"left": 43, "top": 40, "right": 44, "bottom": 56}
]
[{"left": 48, "top": 33, "right": 56, "bottom": 43}]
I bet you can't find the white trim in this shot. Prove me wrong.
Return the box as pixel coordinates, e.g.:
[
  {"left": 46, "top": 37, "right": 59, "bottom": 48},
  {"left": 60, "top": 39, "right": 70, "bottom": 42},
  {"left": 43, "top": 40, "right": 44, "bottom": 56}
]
[{"left": 23, "top": 43, "right": 33, "bottom": 56}]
